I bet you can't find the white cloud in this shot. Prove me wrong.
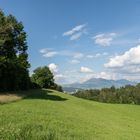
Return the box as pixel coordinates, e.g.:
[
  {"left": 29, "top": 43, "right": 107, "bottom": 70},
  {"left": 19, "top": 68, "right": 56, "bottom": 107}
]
[
  {"left": 86, "top": 52, "right": 108, "bottom": 58},
  {"left": 53, "top": 69, "right": 117, "bottom": 85},
  {"left": 63, "top": 24, "right": 87, "bottom": 40},
  {"left": 86, "top": 54, "right": 100, "bottom": 58},
  {"left": 55, "top": 74, "right": 64, "bottom": 78},
  {"left": 73, "top": 53, "right": 84, "bottom": 59},
  {"left": 104, "top": 45, "right": 140, "bottom": 81},
  {"left": 80, "top": 66, "right": 93, "bottom": 73},
  {"left": 54, "top": 74, "right": 67, "bottom": 83},
  {"left": 93, "top": 33, "right": 116, "bottom": 46},
  {"left": 78, "top": 71, "right": 115, "bottom": 83},
  {"left": 40, "top": 48, "right": 85, "bottom": 60},
  {"left": 64, "top": 70, "right": 115, "bottom": 84},
  {"left": 70, "top": 32, "right": 83, "bottom": 40},
  {"left": 48, "top": 65, "right": 67, "bottom": 84},
  {"left": 70, "top": 59, "right": 80, "bottom": 64},
  {"left": 39, "top": 48, "right": 48, "bottom": 53},
  {"left": 63, "top": 24, "right": 86, "bottom": 36},
  {"left": 40, "top": 48, "right": 58, "bottom": 58},
  {"left": 43, "top": 51, "right": 58, "bottom": 57},
  {"left": 105, "top": 45, "right": 140, "bottom": 68},
  {"left": 98, "top": 72, "right": 115, "bottom": 79},
  {"left": 48, "top": 63, "right": 58, "bottom": 73}
]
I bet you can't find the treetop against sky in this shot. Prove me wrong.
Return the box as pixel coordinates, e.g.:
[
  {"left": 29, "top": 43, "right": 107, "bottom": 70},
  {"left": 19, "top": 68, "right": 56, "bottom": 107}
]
[{"left": 1, "top": 0, "right": 140, "bottom": 84}]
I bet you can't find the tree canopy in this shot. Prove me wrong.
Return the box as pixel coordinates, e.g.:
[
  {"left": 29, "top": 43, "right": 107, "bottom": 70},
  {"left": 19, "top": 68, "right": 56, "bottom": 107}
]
[
  {"left": 0, "top": 10, "right": 30, "bottom": 91},
  {"left": 31, "top": 66, "right": 54, "bottom": 88},
  {"left": 31, "top": 66, "right": 63, "bottom": 92},
  {"left": 0, "top": 10, "right": 63, "bottom": 92}
]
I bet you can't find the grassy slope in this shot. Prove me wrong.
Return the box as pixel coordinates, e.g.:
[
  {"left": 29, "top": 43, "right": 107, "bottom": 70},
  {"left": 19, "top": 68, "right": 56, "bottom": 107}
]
[{"left": 0, "top": 89, "right": 140, "bottom": 140}]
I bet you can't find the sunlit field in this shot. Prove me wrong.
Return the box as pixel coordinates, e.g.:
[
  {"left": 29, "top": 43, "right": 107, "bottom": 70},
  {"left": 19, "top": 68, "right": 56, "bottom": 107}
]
[{"left": 0, "top": 89, "right": 140, "bottom": 140}]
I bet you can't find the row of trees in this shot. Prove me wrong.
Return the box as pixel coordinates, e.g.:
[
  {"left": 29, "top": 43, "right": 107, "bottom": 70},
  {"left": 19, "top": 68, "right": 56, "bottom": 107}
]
[
  {"left": 73, "top": 84, "right": 140, "bottom": 104},
  {"left": 0, "top": 10, "right": 63, "bottom": 92}
]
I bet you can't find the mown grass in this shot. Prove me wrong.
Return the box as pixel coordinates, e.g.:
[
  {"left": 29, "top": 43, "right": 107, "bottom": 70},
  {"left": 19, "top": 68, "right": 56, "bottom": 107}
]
[{"left": 0, "top": 89, "right": 140, "bottom": 140}]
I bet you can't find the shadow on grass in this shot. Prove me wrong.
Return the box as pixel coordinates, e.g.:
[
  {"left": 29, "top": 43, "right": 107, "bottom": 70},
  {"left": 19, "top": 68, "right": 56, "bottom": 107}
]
[{"left": 24, "top": 89, "right": 68, "bottom": 101}]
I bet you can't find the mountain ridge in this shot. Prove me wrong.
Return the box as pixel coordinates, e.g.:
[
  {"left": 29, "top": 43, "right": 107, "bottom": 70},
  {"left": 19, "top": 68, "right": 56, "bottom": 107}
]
[{"left": 63, "top": 78, "right": 137, "bottom": 92}]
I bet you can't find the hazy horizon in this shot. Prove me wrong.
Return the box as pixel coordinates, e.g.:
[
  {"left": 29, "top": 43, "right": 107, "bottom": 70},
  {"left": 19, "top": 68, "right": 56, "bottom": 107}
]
[{"left": 1, "top": 0, "right": 140, "bottom": 84}]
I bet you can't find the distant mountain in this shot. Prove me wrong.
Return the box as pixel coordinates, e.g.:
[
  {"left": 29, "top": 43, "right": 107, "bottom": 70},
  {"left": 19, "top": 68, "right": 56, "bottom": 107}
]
[{"left": 63, "top": 78, "right": 137, "bottom": 93}]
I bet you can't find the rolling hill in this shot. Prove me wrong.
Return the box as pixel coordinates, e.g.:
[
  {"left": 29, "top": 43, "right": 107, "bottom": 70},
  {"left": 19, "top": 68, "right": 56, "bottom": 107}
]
[
  {"left": 0, "top": 89, "right": 140, "bottom": 139},
  {"left": 63, "top": 78, "right": 137, "bottom": 92}
]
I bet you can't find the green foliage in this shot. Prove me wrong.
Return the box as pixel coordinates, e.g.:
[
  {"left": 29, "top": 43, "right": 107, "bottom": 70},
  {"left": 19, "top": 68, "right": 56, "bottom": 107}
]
[
  {"left": 74, "top": 84, "right": 140, "bottom": 104},
  {"left": 0, "top": 10, "right": 30, "bottom": 91},
  {"left": 0, "top": 89, "right": 140, "bottom": 139},
  {"left": 0, "top": 10, "right": 63, "bottom": 92},
  {"left": 31, "top": 66, "right": 63, "bottom": 92},
  {"left": 31, "top": 66, "right": 54, "bottom": 88},
  {"left": 50, "top": 83, "right": 63, "bottom": 92}
]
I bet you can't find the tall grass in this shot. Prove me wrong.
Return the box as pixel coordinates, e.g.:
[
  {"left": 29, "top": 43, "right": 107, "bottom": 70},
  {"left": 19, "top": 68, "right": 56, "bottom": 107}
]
[{"left": 0, "top": 94, "right": 23, "bottom": 104}]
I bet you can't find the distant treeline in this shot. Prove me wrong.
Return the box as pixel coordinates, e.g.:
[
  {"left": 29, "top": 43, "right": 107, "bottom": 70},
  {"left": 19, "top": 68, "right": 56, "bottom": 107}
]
[{"left": 73, "top": 84, "right": 140, "bottom": 104}]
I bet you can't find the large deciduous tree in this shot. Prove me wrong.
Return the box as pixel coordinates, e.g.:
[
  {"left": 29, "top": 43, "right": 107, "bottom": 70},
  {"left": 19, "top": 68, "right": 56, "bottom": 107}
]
[
  {"left": 31, "top": 66, "right": 63, "bottom": 92},
  {"left": 31, "top": 66, "right": 54, "bottom": 88},
  {"left": 0, "top": 10, "right": 30, "bottom": 91}
]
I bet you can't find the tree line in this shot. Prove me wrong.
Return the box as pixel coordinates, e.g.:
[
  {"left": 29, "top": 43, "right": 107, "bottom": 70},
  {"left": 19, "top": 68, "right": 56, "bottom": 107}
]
[
  {"left": 73, "top": 84, "right": 140, "bottom": 105},
  {"left": 0, "top": 10, "right": 62, "bottom": 92}
]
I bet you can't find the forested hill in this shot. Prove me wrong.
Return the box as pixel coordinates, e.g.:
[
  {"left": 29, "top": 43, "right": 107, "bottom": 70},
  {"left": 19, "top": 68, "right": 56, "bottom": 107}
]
[{"left": 63, "top": 78, "right": 137, "bottom": 92}]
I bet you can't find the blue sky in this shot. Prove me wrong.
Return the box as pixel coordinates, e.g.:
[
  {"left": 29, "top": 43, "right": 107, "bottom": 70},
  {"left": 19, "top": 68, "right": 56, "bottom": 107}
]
[{"left": 1, "top": 0, "right": 140, "bottom": 84}]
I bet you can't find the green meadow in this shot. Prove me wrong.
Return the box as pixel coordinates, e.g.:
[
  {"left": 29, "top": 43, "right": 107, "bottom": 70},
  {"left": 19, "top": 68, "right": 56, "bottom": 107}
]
[{"left": 0, "top": 89, "right": 140, "bottom": 140}]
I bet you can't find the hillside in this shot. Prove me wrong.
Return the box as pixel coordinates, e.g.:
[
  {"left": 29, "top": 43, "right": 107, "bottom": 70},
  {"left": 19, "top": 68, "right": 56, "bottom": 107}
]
[
  {"left": 63, "top": 78, "right": 137, "bottom": 92},
  {"left": 0, "top": 89, "right": 140, "bottom": 139}
]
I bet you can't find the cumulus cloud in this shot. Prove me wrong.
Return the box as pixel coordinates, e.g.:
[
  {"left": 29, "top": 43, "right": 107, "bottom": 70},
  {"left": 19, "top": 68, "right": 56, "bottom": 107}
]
[
  {"left": 48, "top": 64, "right": 67, "bottom": 84},
  {"left": 93, "top": 33, "right": 116, "bottom": 46},
  {"left": 104, "top": 44, "right": 140, "bottom": 80},
  {"left": 105, "top": 45, "right": 140, "bottom": 68},
  {"left": 63, "top": 24, "right": 87, "bottom": 40},
  {"left": 48, "top": 63, "right": 58, "bottom": 73},
  {"left": 80, "top": 66, "right": 93, "bottom": 73}
]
